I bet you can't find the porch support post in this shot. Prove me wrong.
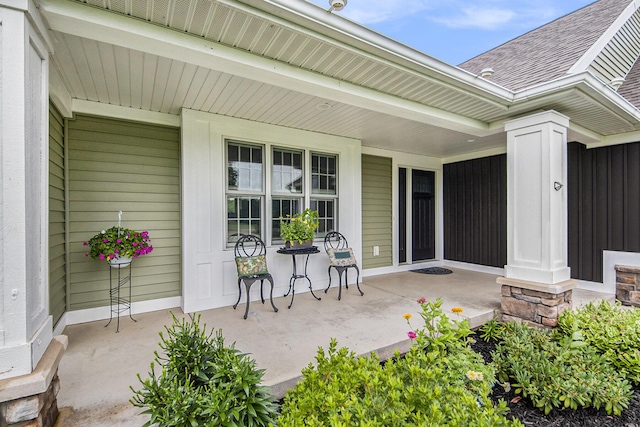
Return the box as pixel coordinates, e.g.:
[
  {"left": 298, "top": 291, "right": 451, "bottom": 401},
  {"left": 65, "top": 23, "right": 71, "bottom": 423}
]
[
  {"left": 498, "top": 111, "right": 576, "bottom": 328},
  {"left": 0, "top": 2, "right": 66, "bottom": 425}
]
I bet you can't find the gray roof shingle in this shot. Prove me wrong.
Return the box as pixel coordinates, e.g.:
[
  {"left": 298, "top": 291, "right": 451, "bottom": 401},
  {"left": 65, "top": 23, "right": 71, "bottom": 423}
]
[{"left": 458, "top": 0, "right": 630, "bottom": 91}]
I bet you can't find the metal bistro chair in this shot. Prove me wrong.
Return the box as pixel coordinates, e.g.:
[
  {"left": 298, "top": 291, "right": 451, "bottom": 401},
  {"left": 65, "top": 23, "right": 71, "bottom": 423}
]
[
  {"left": 323, "top": 231, "right": 364, "bottom": 300},
  {"left": 233, "top": 235, "right": 279, "bottom": 319}
]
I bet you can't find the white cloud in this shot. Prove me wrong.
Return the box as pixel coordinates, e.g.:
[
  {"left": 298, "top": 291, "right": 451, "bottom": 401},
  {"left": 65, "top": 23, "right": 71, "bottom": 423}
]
[{"left": 434, "top": 6, "right": 515, "bottom": 30}]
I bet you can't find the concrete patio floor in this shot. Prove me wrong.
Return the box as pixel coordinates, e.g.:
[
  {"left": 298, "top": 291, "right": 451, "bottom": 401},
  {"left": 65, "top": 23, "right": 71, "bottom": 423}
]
[{"left": 54, "top": 268, "right": 613, "bottom": 427}]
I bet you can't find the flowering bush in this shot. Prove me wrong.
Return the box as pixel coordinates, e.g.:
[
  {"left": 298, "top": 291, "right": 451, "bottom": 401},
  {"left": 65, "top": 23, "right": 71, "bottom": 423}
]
[
  {"left": 278, "top": 298, "right": 520, "bottom": 426},
  {"left": 84, "top": 226, "right": 153, "bottom": 262},
  {"left": 279, "top": 208, "right": 319, "bottom": 245}
]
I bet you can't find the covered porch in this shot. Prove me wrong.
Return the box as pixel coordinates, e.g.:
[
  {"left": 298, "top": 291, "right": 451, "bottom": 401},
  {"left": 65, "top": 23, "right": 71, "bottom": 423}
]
[{"left": 54, "top": 268, "right": 612, "bottom": 427}]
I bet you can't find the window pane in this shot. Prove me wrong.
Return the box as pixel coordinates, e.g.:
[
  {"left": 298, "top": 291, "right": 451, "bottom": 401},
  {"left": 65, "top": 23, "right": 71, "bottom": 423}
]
[
  {"left": 240, "top": 146, "right": 251, "bottom": 163},
  {"left": 227, "top": 196, "right": 262, "bottom": 244},
  {"left": 271, "top": 198, "right": 301, "bottom": 244},
  {"left": 227, "top": 141, "right": 263, "bottom": 192},
  {"left": 311, "top": 153, "right": 337, "bottom": 195},
  {"left": 272, "top": 148, "right": 303, "bottom": 194},
  {"left": 312, "top": 198, "right": 336, "bottom": 238}
]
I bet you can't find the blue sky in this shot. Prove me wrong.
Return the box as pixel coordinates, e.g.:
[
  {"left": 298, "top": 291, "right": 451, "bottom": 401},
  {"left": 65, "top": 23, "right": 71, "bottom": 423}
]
[{"left": 307, "top": 0, "right": 596, "bottom": 65}]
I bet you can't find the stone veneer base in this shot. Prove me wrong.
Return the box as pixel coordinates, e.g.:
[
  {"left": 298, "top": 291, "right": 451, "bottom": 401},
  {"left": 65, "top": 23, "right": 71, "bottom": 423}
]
[
  {"left": 0, "top": 336, "right": 68, "bottom": 427},
  {"left": 496, "top": 277, "right": 577, "bottom": 328},
  {"left": 615, "top": 264, "right": 640, "bottom": 307}
]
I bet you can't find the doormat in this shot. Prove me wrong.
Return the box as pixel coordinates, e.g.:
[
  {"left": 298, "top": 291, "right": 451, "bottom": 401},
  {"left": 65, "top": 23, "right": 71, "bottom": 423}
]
[{"left": 410, "top": 267, "right": 453, "bottom": 275}]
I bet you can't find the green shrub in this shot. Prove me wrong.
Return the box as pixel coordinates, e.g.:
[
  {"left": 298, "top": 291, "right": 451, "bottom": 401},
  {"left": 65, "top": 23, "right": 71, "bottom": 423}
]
[
  {"left": 278, "top": 298, "right": 521, "bottom": 426},
  {"left": 479, "top": 317, "right": 514, "bottom": 342},
  {"left": 556, "top": 300, "right": 640, "bottom": 384},
  {"left": 130, "top": 313, "right": 278, "bottom": 427},
  {"left": 492, "top": 321, "right": 633, "bottom": 416}
]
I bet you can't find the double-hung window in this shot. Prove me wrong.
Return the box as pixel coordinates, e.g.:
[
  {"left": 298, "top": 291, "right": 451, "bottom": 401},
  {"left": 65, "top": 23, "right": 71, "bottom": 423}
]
[
  {"left": 311, "top": 153, "right": 337, "bottom": 238},
  {"left": 271, "top": 148, "right": 303, "bottom": 244},
  {"left": 226, "top": 140, "right": 338, "bottom": 246},
  {"left": 226, "top": 141, "right": 263, "bottom": 244}
]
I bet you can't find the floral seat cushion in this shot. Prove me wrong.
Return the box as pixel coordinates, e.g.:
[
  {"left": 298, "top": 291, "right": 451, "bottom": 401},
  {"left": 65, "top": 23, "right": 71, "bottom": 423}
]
[
  {"left": 235, "top": 254, "right": 269, "bottom": 278},
  {"left": 327, "top": 247, "right": 357, "bottom": 267}
]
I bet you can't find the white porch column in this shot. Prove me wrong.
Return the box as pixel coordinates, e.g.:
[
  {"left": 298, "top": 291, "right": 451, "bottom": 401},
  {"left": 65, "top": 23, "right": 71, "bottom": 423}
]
[
  {"left": 498, "top": 111, "right": 576, "bottom": 328},
  {"left": 0, "top": 1, "right": 53, "bottom": 380},
  {"left": 504, "top": 111, "right": 572, "bottom": 286}
]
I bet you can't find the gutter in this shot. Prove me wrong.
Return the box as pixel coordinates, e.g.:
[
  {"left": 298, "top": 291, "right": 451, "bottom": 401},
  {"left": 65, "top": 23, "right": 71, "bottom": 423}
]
[
  {"left": 512, "top": 71, "right": 640, "bottom": 126},
  {"left": 231, "top": 0, "right": 514, "bottom": 102}
]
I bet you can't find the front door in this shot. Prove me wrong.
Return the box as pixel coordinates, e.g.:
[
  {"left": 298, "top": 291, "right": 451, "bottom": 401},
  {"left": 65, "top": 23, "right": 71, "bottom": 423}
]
[{"left": 412, "top": 169, "right": 435, "bottom": 261}]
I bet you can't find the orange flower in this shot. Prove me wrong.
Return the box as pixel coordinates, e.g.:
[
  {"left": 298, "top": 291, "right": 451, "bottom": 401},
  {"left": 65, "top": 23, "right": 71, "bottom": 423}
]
[
  {"left": 451, "top": 307, "right": 463, "bottom": 314},
  {"left": 403, "top": 313, "right": 412, "bottom": 320}
]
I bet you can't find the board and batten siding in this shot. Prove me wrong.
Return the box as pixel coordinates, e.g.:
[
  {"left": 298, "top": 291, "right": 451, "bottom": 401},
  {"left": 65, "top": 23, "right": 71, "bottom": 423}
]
[
  {"left": 568, "top": 141, "right": 640, "bottom": 283},
  {"left": 361, "top": 154, "right": 392, "bottom": 269},
  {"left": 67, "top": 115, "right": 181, "bottom": 311},
  {"left": 443, "top": 154, "right": 507, "bottom": 268},
  {"left": 49, "top": 103, "right": 66, "bottom": 325}
]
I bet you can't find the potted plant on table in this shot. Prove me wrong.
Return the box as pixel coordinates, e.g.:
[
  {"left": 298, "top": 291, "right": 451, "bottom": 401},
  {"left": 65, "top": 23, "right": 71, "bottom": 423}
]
[
  {"left": 280, "top": 208, "right": 319, "bottom": 248},
  {"left": 84, "top": 226, "right": 153, "bottom": 268}
]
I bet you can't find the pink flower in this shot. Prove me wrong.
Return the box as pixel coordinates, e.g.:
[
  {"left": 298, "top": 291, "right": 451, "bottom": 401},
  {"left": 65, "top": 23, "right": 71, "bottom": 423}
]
[
  {"left": 103, "top": 238, "right": 109, "bottom": 243},
  {"left": 99, "top": 254, "right": 105, "bottom": 260},
  {"left": 83, "top": 242, "right": 88, "bottom": 246},
  {"left": 133, "top": 242, "right": 138, "bottom": 246},
  {"left": 115, "top": 249, "right": 120, "bottom": 254},
  {"left": 117, "top": 239, "right": 122, "bottom": 244},
  {"left": 417, "top": 297, "right": 427, "bottom": 304},
  {"left": 85, "top": 253, "right": 88, "bottom": 257},
  {"left": 408, "top": 331, "right": 417, "bottom": 339}
]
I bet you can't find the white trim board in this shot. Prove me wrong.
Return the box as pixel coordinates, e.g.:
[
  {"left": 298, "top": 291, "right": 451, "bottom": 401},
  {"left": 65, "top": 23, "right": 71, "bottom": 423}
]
[{"left": 53, "top": 296, "right": 182, "bottom": 335}]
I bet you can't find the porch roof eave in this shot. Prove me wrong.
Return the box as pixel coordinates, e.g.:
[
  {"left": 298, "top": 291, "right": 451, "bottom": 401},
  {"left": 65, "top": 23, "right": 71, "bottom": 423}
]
[{"left": 39, "top": 0, "right": 640, "bottom": 152}]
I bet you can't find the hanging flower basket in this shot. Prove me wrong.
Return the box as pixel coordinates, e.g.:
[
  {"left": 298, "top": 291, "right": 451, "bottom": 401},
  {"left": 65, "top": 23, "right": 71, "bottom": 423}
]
[{"left": 84, "top": 226, "right": 153, "bottom": 264}]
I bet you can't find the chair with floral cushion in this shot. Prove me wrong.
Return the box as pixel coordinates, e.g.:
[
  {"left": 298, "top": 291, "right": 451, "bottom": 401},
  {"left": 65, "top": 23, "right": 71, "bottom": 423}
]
[
  {"left": 324, "top": 231, "right": 363, "bottom": 301},
  {"left": 233, "top": 235, "right": 279, "bottom": 319}
]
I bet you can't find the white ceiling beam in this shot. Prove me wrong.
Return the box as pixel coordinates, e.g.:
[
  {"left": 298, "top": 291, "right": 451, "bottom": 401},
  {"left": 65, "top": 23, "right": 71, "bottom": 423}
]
[{"left": 72, "top": 99, "right": 181, "bottom": 126}]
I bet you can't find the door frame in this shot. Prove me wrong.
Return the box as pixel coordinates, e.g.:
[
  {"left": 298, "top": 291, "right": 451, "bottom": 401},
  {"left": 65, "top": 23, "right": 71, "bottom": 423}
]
[{"left": 397, "top": 166, "right": 441, "bottom": 265}]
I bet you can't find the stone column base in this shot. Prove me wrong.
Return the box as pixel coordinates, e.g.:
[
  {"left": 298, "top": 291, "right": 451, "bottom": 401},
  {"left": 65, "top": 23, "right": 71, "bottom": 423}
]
[
  {"left": 615, "top": 265, "right": 640, "bottom": 307},
  {"left": 497, "top": 277, "right": 577, "bottom": 328},
  {"left": 0, "top": 336, "right": 68, "bottom": 427}
]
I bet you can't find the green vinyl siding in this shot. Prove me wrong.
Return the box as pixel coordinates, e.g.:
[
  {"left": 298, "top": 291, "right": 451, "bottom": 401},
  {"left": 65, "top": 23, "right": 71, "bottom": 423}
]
[
  {"left": 362, "top": 154, "right": 392, "bottom": 268},
  {"left": 49, "top": 103, "right": 66, "bottom": 325},
  {"left": 68, "top": 115, "right": 181, "bottom": 311}
]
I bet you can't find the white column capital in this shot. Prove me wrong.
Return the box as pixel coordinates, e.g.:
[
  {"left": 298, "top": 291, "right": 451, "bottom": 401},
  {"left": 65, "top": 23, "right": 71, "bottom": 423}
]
[{"left": 505, "top": 110, "right": 570, "bottom": 132}]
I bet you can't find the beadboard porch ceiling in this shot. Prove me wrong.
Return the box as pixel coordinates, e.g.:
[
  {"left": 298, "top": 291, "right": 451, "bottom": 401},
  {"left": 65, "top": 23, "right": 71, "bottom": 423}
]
[{"left": 41, "top": 0, "right": 640, "bottom": 158}]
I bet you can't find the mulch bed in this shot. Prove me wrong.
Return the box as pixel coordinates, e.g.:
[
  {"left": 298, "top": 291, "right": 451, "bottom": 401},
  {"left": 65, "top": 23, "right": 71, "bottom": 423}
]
[{"left": 470, "top": 338, "right": 640, "bottom": 427}]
